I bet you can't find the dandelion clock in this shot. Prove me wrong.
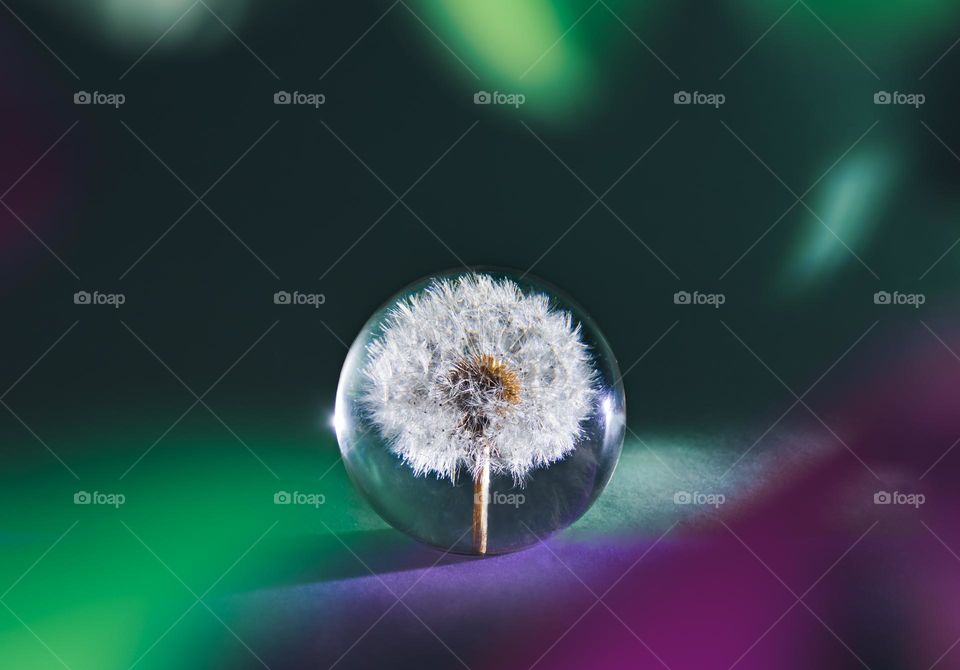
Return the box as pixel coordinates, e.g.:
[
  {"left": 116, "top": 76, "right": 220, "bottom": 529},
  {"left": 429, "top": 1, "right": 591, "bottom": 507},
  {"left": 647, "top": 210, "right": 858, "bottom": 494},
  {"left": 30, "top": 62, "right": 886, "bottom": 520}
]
[{"left": 334, "top": 270, "right": 625, "bottom": 554}]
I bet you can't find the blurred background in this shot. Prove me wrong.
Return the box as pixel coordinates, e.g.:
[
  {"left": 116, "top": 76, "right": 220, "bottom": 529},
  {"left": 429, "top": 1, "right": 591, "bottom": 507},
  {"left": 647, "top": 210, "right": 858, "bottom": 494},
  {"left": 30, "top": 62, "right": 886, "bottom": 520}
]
[{"left": 2, "top": 1, "right": 960, "bottom": 668}]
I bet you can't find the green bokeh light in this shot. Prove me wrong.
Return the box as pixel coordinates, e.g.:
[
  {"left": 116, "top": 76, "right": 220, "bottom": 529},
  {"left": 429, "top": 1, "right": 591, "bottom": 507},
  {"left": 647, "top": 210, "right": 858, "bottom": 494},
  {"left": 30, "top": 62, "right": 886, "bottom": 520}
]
[
  {"left": 0, "top": 421, "right": 380, "bottom": 669},
  {"left": 421, "top": 0, "right": 593, "bottom": 117},
  {"left": 41, "top": 0, "right": 252, "bottom": 50},
  {"left": 783, "top": 145, "right": 895, "bottom": 288}
]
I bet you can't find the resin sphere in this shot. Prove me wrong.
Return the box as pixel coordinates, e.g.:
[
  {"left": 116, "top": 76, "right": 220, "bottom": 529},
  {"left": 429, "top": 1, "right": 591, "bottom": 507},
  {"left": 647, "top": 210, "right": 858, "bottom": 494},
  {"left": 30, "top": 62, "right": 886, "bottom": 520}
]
[{"left": 334, "top": 269, "right": 625, "bottom": 555}]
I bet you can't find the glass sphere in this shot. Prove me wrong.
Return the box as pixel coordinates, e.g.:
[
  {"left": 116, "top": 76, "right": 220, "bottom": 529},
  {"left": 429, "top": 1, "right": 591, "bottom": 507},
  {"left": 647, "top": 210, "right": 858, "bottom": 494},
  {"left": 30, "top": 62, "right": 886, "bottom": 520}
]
[{"left": 334, "top": 269, "right": 625, "bottom": 555}]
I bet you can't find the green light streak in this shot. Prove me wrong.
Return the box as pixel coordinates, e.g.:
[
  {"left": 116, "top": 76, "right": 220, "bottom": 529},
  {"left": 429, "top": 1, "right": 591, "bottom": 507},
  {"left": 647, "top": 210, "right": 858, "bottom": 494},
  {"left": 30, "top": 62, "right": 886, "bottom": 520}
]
[{"left": 782, "top": 146, "right": 894, "bottom": 288}]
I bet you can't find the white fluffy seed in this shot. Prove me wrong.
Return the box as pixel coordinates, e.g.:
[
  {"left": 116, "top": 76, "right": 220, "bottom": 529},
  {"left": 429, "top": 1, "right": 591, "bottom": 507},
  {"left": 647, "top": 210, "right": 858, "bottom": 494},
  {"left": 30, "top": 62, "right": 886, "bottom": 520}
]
[{"left": 361, "top": 274, "right": 597, "bottom": 484}]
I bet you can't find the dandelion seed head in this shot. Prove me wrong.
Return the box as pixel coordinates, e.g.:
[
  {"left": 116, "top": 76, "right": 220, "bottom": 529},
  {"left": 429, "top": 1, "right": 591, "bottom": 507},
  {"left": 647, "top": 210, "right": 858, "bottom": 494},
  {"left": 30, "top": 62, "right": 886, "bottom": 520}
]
[{"left": 361, "top": 274, "right": 597, "bottom": 484}]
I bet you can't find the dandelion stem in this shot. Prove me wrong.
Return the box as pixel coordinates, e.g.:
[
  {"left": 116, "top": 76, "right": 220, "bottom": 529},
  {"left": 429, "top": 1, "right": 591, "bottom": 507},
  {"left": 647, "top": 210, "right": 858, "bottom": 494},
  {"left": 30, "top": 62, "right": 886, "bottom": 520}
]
[{"left": 472, "top": 440, "right": 490, "bottom": 554}]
